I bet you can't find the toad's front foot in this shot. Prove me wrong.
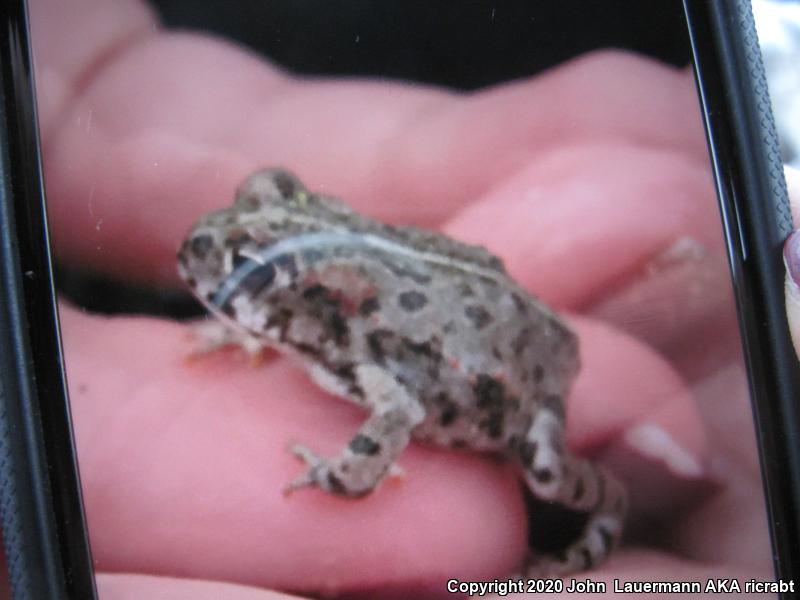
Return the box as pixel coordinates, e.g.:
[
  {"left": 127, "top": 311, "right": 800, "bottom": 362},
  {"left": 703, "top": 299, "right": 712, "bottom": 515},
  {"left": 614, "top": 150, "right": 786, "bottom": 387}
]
[
  {"left": 187, "top": 319, "right": 269, "bottom": 364},
  {"left": 283, "top": 444, "right": 330, "bottom": 495}
]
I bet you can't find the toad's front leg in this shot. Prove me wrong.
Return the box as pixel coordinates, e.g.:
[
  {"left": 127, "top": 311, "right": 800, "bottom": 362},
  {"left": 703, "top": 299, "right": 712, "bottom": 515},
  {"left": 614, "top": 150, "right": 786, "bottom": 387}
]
[{"left": 285, "top": 365, "right": 425, "bottom": 498}]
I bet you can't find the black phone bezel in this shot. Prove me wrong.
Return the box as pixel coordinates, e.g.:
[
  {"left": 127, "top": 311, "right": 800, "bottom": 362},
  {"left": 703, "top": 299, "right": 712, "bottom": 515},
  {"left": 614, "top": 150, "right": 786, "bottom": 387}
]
[
  {"left": 0, "top": 0, "right": 97, "bottom": 598},
  {"left": 684, "top": 0, "right": 800, "bottom": 586}
]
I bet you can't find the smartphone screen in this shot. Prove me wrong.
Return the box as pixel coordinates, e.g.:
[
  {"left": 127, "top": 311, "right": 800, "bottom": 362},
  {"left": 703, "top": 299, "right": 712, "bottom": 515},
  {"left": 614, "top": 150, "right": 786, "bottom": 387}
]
[{"left": 8, "top": 0, "right": 792, "bottom": 597}]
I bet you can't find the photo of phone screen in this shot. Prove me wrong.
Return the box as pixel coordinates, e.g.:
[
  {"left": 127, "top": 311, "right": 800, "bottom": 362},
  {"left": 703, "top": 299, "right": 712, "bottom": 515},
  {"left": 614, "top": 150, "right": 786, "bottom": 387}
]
[{"left": 1, "top": 1, "right": 798, "bottom": 598}]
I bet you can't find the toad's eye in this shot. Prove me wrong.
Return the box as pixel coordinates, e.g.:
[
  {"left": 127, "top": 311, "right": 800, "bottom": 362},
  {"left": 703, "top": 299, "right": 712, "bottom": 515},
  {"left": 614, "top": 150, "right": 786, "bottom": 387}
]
[
  {"left": 270, "top": 170, "right": 300, "bottom": 198},
  {"left": 186, "top": 233, "right": 215, "bottom": 260},
  {"left": 235, "top": 168, "right": 305, "bottom": 211}
]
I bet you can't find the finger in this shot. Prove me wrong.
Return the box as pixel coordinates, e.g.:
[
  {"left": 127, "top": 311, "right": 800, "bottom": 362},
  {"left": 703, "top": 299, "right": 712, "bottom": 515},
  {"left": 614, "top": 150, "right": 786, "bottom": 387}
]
[
  {"left": 33, "top": 0, "right": 710, "bottom": 286},
  {"left": 62, "top": 304, "right": 705, "bottom": 593},
  {"left": 567, "top": 317, "right": 705, "bottom": 467},
  {"left": 61, "top": 305, "right": 526, "bottom": 592},
  {"left": 783, "top": 165, "right": 800, "bottom": 355},
  {"left": 96, "top": 573, "right": 303, "bottom": 600},
  {"left": 445, "top": 142, "right": 721, "bottom": 309}
]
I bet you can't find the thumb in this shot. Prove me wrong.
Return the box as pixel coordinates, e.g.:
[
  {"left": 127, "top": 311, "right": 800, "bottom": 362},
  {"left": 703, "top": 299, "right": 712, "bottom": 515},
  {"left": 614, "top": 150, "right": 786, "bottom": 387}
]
[{"left": 782, "top": 165, "right": 800, "bottom": 356}]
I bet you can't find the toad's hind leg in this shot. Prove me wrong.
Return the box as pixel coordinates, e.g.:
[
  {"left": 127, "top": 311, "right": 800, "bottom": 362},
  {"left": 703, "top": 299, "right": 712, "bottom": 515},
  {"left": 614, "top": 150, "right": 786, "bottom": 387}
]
[
  {"left": 516, "top": 408, "right": 627, "bottom": 576},
  {"left": 285, "top": 365, "right": 424, "bottom": 498}
]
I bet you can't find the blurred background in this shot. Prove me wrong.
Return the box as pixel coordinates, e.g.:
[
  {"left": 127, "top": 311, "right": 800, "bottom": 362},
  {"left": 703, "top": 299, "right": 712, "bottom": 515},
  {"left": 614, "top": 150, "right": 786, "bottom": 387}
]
[{"left": 753, "top": 0, "right": 800, "bottom": 171}]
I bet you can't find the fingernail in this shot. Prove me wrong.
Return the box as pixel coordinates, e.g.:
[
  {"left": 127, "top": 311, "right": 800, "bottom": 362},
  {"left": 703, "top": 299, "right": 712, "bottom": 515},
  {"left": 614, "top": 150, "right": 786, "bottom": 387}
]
[
  {"left": 784, "top": 230, "right": 800, "bottom": 290},
  {"left": 623, "top": 423, "right": 704, "bottom": 479}
]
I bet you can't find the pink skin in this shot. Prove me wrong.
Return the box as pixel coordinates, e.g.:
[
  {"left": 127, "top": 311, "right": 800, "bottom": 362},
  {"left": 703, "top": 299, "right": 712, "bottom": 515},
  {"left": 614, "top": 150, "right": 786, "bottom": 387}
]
[{"left": 22, "top": 0, "right": 774, "bottom": 598}]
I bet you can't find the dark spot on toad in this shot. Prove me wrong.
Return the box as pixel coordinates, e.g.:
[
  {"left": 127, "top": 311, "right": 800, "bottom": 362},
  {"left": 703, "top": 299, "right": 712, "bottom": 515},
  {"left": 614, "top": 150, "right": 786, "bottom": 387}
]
[
  {"left": 474, "top": 375, "right": 508, "bottom": 439},
  {"left": 329, "top": 312, "right": 350, "bottom": 346},
  {"left": 221, "top": 302, "right": 236, "bottom": 318},
  {"left": 275, "top": 253, "right": 299, "bottom": 279},
  {"left": 458, "top": 283, "right": 475, "bottom": 297},
  {"left": 349, "top": 434, "right": 381, "bottom": 456},
  {"left": 223, "top": 228, "right": 251, "bottom": 247},
  {"left": 398, "top": 290, "right": 428, "bottom": 312},
  {"left": 302, "top": 284, "right": 328, "bottom": 300},
  {"left": 440, "top": 405, "right": 459, "bottom": 426},
  {"left": 488, "top": 256, "right": 505, "bottom": 271},
  {"left": 232, "top": 252, "right": 249, "bottom": 269},
  {"left": 451, "top": 439, "right": 468, "bottom": 449},
  {"left": 334, "top": 363, "right": 356, "bottom": 383},
  {"left": 294, "top": 342, "right": 321, "bottom": 356},
  {"left": 533, "top": 468, "right": 553, "bottom": 483},
  {"left": 359, "top": 297, "right": 381, "bottom": 317},
  {"left": 518, "top": 440, "right": 538, "bottom": 468},
  {"left": 485, "top": 412, "right": 504, "bottom": 438},
  {"left": 265, "top": 308, "right": 293, "bottom": 341},
  {"left": 465, "top": 305, "right": 493, "bottom": 329},
  {"left": 366, "top": 329, "right": 394, "bottom": 364},
  {"left": 326, "top": 472, "right": 347, "bottom": 495},
  {"left": 238, "top": 261, "right": 276, "bottom": 296},
  {"left": 511, "top": 292, "right": 528, "bottom": 314},
  {"left": 473, "top": 374, "right": 505, "bottom": 411},
  {"left": 403, "top": 338, "right": 438, "bottom": 358},
  {"left": 185, "top": 276, "right": 196, "bottom": 288},
  {"left": 533, "top": 364, "right": 545, "bottom": 382},
  {"left": 511, "top": 326, "right": 532, "bottom": 355},
  {"left": 543, "top": 394, "right": 565, "bottom": 420},
  {"left": 434, "top": 392, "right": 459, "bottom": 427}
]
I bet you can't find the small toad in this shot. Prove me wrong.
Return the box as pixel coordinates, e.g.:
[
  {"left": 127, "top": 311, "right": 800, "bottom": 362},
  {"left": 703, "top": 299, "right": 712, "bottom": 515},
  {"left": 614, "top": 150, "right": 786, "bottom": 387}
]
[{"left": 177, "top": 168, "right": 626, "bottom": 575}]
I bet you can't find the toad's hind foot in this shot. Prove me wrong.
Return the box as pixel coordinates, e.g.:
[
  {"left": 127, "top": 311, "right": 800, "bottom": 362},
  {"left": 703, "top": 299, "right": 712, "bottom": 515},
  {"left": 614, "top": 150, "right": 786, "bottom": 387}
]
[
  {"left": 524, "top": 473, "right": 626, "bottom": 577},
  {"left": 517, "top": 408, "right": 627, "bottom": 576}
]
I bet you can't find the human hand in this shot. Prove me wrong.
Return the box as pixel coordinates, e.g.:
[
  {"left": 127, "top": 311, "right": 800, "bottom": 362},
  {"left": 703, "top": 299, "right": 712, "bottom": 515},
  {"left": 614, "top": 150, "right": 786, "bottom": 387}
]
[{"left": 30, "top": 0, "right": 773, "bottom": 597}]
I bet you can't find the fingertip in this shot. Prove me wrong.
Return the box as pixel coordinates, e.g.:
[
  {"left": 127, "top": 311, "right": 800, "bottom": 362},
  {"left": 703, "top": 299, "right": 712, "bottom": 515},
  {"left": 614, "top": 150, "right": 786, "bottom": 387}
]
[
  {"left": 785, "top": 164, "right": 800, "bottom": 222},
  {"left": 784, "top": 230, "right": 800, "bottom": 283},
  {"left": 784, "top": 231, "right": 800, "bottom": 357},
  {"left": 782, "top": 166, "right": 800, "bottom": 358}
]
